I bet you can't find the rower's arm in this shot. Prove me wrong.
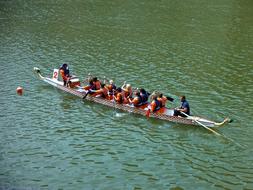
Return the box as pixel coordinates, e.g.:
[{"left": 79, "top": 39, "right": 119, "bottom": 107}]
[{"left": 177, "top": 107, "right": 188, "bottom": 113}]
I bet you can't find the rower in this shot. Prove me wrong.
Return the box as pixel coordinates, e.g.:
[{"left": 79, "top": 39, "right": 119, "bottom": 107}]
[
  {"left": 93, "top": 84, "right": 109, "bottom": 98},
  {"left": 114, "top": 87, "right": 124, "bottom": 104},
  {"left": 107, "top": 80, "right": 116, "bottom": 95},
  {"left": 174, "top": 95, "right": 190, "bottom": 117},
  {"left": 83, "top": 78, "right": 94, "bottom": 90},
  {"left": 157, "top": 93, "right": 168, "bottom": 108},
  {"left": 59, "top": 63, "right": 70, "bottom": 86},
  {"left": 139, "top": 88, "right": 149, "bottom": 105},
  {"left": 128, "top": 91, "right": 142, "bottom": 107},
  {"left": 122, "top": 82, "right": 133, "bottom": 99},
  {"left": 92, "top": 77, "right": 101, "bottom": 90},
  {"left": 149, "top": 95, "right": 161, "bottom": 112}
]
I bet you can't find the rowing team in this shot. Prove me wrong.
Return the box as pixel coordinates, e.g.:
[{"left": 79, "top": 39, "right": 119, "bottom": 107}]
[{"left": 59, "top": 64, "right": 190, "bottom": 117}]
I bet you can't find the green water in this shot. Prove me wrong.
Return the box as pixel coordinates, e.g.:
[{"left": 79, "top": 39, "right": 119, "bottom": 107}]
[{"left": 1, "top": 0, "right": 253, "bottom": 189}]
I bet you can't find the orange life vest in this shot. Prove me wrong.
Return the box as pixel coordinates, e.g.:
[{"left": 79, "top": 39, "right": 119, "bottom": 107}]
[
  {"left": 94, "top": 87, "right": 108, "bottom": 98},
  {"left": 93, "top": 80, "right": 101, "bottom": 90},
  {"left": 115, "top": 93, "right": 123, "bottom": 104},
  {"left": 150, "top": 99, "right": 160, "bottom": 112},
  {"left": 131, "top": 96, "right": 142, "bottom": 107},
  {"left": 102, "top": 87, "right": 108, "bottom": 98},
  {"left": 158, "top": 96, "right": 167, "bottom": 107},
  {"left": 60, "top": 69, "right": 68, "bottom": 81}
]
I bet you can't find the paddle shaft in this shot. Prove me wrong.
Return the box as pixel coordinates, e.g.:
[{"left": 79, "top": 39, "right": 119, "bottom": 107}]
[
  {"left": 82, "top": 90, "right": 90, "bottom": 99},
  {"left": 112, "top": 91, "right": 116, "bottom": 111}
]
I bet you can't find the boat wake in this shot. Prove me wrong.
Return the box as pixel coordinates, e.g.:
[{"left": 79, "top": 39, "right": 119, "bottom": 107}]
[{"left": 114, "top": 112, "right": 127, "bottom": 118}]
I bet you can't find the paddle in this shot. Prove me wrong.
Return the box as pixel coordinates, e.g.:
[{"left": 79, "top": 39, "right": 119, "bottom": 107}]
[
  {"left": 181, "top": 111, "right": 246, "bottom": 148},
  {"left": 179, "top": 111, "right": 222, "bottom": 136},
  {"left": 82, "top": 89, "right": 93, "bottom": 99},
  {"left": 166, "top": 96, "right": 174, "bottom": 102},
  {"left": 82, "top": 92, "right": 89, "bottom": 99},
  {"left": 112, "top": 90, "right": 117, "bottom": 113}
]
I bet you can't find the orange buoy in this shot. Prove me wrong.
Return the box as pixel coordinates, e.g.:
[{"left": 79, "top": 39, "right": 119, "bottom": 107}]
[{"left": 16, "top": 86, "right": 23, "bottom": 95}]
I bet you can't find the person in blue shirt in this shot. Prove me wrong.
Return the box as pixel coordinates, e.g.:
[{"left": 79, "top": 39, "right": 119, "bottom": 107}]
[{"left": 174, "top": 95, "right": 190, "bottom": 117}]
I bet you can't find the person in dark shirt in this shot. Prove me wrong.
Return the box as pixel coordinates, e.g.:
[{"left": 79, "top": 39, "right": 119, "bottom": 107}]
[
  {"left": 59, "top": 63, "right": 70, "bottom": 86},
  {"left": 139, "top": 88, "right": 149, "bottom": 104},
  {"left": 174, "top": 95, "right": 190, "bottom": 117}
]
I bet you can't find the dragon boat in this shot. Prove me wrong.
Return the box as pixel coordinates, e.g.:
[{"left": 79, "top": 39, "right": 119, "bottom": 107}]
[{"left": 33, "top": 67, "right": 230, "bottom": 128}]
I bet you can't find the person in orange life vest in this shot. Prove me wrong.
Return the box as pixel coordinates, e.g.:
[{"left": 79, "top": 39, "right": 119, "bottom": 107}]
[
  {"left": 92, "top": 77, "right": 101, "bottom": 90},
  {"left": 150, "top": 95, "right": 161, "bottom": 112},
  {"left": 107, "top": 80, "right": 116, "bottom": 95},
  {"left": 114, "top": 87, "right": 124, "bottom": 104},
  {"left": 157, "top": 93, "right": 168, "bottom": 107},
  {"left": 121, "top": 82, "right": 133, "bottom": 99},
  {"left": 128, "top": 91, "right": 142, "bottom": 107},
  {"left": 59, "top": 63, "right": 70, "bottom": 86},
  {"left": 93, "top": 84, "right": 109, "bottom": 98},
  {"left": 83, "top": 78, "right": 95, "bottom": 91}
]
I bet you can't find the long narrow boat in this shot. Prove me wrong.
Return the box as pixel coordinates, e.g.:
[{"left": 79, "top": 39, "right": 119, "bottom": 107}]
[{"left": 34, "top": 67, "right": 230, "bottom": 128}]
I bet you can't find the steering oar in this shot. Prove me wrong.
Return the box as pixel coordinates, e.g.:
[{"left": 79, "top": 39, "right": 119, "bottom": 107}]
[{"left": 179, "top": 111, "right": 221, "bottom": 136}]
